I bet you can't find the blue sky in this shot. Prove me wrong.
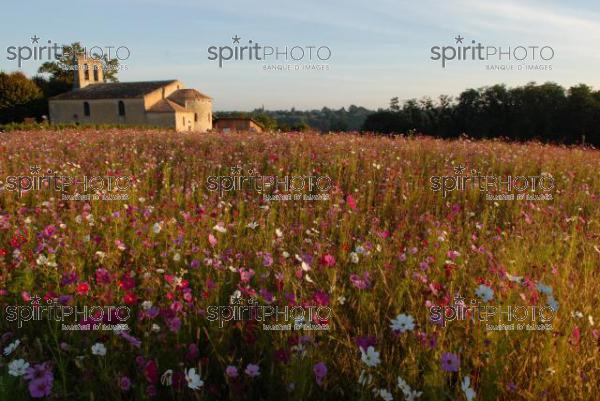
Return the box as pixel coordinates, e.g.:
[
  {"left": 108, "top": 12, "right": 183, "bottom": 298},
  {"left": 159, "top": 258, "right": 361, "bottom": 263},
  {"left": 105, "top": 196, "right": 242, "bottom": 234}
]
[{"left": 1, "top": 0, "right": 600, "bottom": 110}]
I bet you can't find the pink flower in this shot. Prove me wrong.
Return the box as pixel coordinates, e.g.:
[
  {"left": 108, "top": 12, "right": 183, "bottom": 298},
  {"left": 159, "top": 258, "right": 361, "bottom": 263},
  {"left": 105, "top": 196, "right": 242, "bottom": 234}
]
[
  {"left": 208, "top": 234, "right": 218, "bottom": 247},
  {"left": 119, "top": 376, "right": 132, "bottom": 391},
  {"left": 244, "top": 363, "right": 260, "bottom": 377},
  {"left": 346, "top": 194, "right": 357, "bottom": 210},
  {"left": 350, "top": 272, "right": 371, "bottom": 289},
  {"left": 320, "top": 254, "right": 336, "bottom": 267},
  {"left": 225, "top": 365, "right": 238, "bottom": 378}
]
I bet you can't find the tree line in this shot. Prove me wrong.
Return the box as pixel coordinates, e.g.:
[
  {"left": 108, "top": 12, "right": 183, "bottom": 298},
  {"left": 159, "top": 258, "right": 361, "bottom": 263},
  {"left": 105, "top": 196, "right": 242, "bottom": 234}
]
[{"left": 363, "top": 82, "right": 600, "bottom": 145}]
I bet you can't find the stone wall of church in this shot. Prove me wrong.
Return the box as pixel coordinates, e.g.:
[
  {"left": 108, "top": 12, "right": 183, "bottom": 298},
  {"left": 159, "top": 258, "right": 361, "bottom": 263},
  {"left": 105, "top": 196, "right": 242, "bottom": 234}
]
[
  {"left": 49, "top": 98, "right": 147, "bottom": 125},
  {"left": 185, "top": 98, "right": 212, "bottom": 132}
]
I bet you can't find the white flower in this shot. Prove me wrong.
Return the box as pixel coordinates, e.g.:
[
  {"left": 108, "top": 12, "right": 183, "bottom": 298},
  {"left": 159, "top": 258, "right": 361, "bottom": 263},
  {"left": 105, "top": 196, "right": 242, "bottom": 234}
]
[
  {"left": 8, "top": 358, "right": 29, "bottom": 376},
  {"left": 337, "top": 296, "right": 346, "bottom": 305},
  {"left": 161, "top": 369, "right": 173, "bottom": 386},
  {"left": 461, "top": 375, "right": 476, "bottom": 401},
  {"left": 91, "top": 342, "right": 107, "bottom": 356},
  {"left": 360, "top": 346, "right": 381, "bottom": 367},
  {"left": 3, "top": 339, "right": 20, "bottom": 356},
  {"left": 390, "top": 313, "right": 415, "bottom": 333},
  {"left": 378, "top": 388, "right": 394, "bottom": 401},
  {"left": 173, "top": 252, "right": 181, "bottom": 262},
  {"left": 475, "top": 284, "right": 494, "bottom": 302},
  {"left": 301, "top": 261, "right": 311, "bottom": 271},
  {"left": 151, "top": 323, "right": 161, "bottom": 332},
  {"left": 213, "top": 224, "right": 227, "bottom": 233},
  {"left": 275, "top": 228, "right": 283, "bottom": 238},
  {"left": 547, "top": 295, "right": 559, "bottom": 312},
  {"left": 536, "top": 282, "right": 553, "bottom": 295},
  {"left": 36, "top": 254, "right": 48, "bottom": 266},
  {"left": 349, "top": 252, "right": 359, "bottom": 264},
  {"left": 152, "top": 222, "right": 162, "bottom": 234},
  {"left": 185, "top": 368, "right": 204, "bottom": 390},
  {"left": 397, "top": 376, "right": 422, "bottom": 401},
  {"left": 571, "top": 311, "right": 583, "bottom": 319},
  {"left": 141, "top": 300, "right": 153, "bottom": 310},
  {"left": 246, "top": 221, "right": 259, "bottom": 230}
]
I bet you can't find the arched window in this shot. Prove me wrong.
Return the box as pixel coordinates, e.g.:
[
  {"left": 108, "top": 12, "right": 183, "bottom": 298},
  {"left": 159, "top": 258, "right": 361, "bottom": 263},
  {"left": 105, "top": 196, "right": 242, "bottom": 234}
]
[
  {"left": 194, "top": 113, "right": 198, "bottom": 122},
  {"left": 118, "top": 101, "right": 125, "bottom": 116},
  {"left": 93, "top": 68, "right": 99, "bottom": 81},
  {"left": 84, "top": 64, "right": 89, "bottom": 80},
  {"left": 83, "top": 102, "right": 90, "bottom": 116}
]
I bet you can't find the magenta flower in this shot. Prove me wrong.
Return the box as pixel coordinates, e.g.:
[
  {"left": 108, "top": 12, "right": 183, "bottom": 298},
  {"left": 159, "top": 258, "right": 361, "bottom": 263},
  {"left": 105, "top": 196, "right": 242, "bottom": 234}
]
[
  {"left": 440, "top": 352, "right": 460, "bottom": 372},
  {"left": 28, "top": 378, "right": 53, "bottom": 398},
  {"left": 25, "top": 362, "right": 53, "bottom": 398},
  {"left": 320, "top": 254, "right": 336, "bottom": 267},
  {"left": 225, "top": 365, "right": 238, "bottom": 378},
  {"left": 119, "top": 375, "right": 132, "bottom": 391},
  {"left": 350, "top": 272, "right": 371, "bottom": 290}
]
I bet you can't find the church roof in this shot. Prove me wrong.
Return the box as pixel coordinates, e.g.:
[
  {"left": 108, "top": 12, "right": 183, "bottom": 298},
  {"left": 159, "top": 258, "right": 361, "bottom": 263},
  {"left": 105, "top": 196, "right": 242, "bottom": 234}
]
[
  {"left": 50, "top": 80, "right": 178, "bottom": 100},
  {"left": 168, "top": 89, "right": 211, "bottom": 106},
  {"left": 147, "top": 99, "right": 190, "bottom": 113}
]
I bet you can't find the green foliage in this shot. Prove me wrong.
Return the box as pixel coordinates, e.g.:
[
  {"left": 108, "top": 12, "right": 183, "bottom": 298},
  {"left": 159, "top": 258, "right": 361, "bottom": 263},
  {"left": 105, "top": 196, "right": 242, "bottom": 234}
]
[
  {"left": 364, "top": 82, "right": 600, "bottom": 145},
  {"left": 0, "top": 71, "right": 44, "bottom": 123}
]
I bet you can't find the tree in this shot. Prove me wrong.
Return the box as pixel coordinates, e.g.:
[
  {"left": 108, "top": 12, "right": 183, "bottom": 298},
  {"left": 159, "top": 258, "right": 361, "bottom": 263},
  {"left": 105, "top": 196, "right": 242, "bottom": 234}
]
[
  {"left": 37, "top": 42, "right": 120, "bottom": 87},
  {"left": 0, "top": 71, "right": 44, "bottom": 123},
  {"left": 389, "top": 97, "right": 400, "bottom": 111}
]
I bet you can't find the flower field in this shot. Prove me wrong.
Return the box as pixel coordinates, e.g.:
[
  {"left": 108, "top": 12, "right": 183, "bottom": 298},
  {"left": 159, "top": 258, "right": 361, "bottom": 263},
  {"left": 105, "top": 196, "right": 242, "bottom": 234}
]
[{"left": 0, "top": 129, "right": 598, "bottom": 400}]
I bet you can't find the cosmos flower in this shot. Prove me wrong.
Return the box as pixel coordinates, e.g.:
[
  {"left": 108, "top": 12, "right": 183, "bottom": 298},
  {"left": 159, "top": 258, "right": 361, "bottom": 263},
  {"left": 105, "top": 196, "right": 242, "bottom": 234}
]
[
  {"left": 360, "top": 346, "right": 381, "bottom": 367},
  {"left": 160, "top": 369, "right": 173, "bottom": 386},
  {"left": 461, "top": 375, "right": 476, "bottom": 401},
  {"left": 225, "top": 365, "right": 238, "bottom": 378},
  {"left": 397, "top": 376, "right": 422, "bottom": 401},
  {"left": 313, "top": 362, "right": 327, "bottom": 385},
  {"left": 475, "top": 284, "right": 494, "bottom": 302},
  {"left": 91, "top": 343, "right": 107, "bottom": 356},
  {"left": 245, "top": 363, "right": 261, "bottom": 377},
  {"left": 377, "top": 388, "right": 394, "bottom": 401},
  {"left": 8, "top": 359, "right": 30, "bottom": 376},
  {"left": 185, "top": 368, "right": 204, "bottom": 389},
  {"left": 3, "top": 339, "right": 20, "bottom": 356},
  {"left": 440, "top": 352, "right": 460, "bottom": 372},
  {"left": 118, "top": 376, "right": 132, "bottom": 391},
  {"left": 152, "top": 222, "right": 162, "bottom": 234},
  {"left": 390, "top": 313, "right": 416, "bottom": 333}
]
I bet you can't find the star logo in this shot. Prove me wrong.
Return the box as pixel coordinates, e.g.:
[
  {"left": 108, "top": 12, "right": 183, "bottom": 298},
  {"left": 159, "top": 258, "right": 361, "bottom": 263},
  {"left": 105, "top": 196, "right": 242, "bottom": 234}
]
[
  {"left": 453, "top": 164, "right": 466, "bottom": 175},
  {"left": 230, "top": 165, "right": 242, "bottom": 175},
  {"left": 453, "top": 293, "right": 465, "bottom": 305},
  {"left": 30, "top": 295, "right": 41, "bottom": 305},
  {"left": 31, "top": 35, "right": 40, "bottom": 44},
  {"left": 454, "top": 35, "right": 464, "bottom": 44},
  {"left": 29, "top": 165, "right": 41, "bottom": 174},
  {"left": 232, "top": 35, "right": 241, "bottom": 44}
]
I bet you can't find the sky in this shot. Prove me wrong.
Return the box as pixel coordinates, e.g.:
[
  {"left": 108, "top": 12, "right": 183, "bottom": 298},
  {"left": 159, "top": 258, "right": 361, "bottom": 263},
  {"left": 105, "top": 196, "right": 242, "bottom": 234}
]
[{"left": 1, "top": 0, "right": 600, "bottom": 110}]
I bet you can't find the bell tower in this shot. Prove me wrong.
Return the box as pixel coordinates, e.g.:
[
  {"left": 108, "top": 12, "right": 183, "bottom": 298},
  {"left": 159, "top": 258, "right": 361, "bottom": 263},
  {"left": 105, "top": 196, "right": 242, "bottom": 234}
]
[{"left": 73, "top": 54, "right": 104, "bottom": 89}]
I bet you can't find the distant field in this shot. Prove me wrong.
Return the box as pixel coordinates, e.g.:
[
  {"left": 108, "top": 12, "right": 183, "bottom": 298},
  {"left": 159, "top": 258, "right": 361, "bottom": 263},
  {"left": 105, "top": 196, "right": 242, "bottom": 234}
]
[{"left": 0, "top": 129, "right": 598, "bottom": 400}]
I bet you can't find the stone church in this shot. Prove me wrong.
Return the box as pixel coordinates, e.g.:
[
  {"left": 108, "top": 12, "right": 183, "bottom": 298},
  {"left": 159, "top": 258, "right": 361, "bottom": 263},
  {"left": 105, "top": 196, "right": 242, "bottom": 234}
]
[{"left": 49, "top": 56, "right": 212, "bottom": 132}]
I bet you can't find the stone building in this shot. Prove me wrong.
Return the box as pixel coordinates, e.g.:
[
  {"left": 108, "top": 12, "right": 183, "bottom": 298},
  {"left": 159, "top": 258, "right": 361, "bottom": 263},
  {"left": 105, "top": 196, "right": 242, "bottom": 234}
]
[
  {"left": 49, "top": 56, "right": 212, "bottom": 132},
  {"left": 213, "top": 117, "right": 264, "bottom": 133}
]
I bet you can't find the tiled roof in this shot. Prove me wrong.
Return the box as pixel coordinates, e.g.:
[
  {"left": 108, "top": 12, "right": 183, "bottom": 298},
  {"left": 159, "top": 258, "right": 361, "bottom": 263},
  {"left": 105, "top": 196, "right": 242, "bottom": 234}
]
[
  {"left": 168, "top": 89, "right": 211, "bottom": 106},
  {"left": 147, "top": 99, "right": 191, "bottom": 113},
  {"left": 50, "top": 80, "right": 178, "bottom": 100}
]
